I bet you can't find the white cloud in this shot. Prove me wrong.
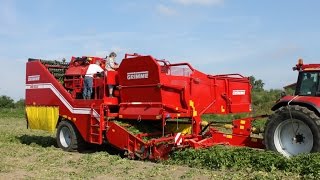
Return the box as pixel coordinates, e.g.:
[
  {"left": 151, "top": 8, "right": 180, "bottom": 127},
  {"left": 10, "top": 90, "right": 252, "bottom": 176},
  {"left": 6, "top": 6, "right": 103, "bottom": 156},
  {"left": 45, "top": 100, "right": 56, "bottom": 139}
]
[
  {"left": 173, "top": 0, "right": 224, "bottom": 6},
  {"left": 156, "top": 4, "right": 177, "bottom": 16}
]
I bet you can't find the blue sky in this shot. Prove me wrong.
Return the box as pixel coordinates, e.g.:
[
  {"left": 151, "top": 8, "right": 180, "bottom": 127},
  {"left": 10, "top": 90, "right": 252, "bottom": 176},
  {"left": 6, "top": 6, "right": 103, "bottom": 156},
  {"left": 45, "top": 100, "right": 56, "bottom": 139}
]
[{"left": 1, "top": 0, "right": 320, "bottom": 100}]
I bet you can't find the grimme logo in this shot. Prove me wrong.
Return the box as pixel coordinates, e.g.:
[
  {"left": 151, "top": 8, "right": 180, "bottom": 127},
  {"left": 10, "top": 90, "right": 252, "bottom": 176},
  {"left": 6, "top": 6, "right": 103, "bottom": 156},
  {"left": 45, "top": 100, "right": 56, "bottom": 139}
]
[
  {"left": 28, "top": 75, "right": 40, "bottom": 82},
  {"left": 127, "top": 71, "right": 149, "bottom": 80}
]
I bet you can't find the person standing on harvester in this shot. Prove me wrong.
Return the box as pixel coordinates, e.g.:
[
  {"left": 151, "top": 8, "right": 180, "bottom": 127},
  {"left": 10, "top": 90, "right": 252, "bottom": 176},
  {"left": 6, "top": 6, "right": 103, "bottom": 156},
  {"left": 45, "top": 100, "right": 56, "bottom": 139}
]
[
  {"left": 83, "top": 61, "right": 104, "bottom": 99},
  {"left": 105, "top": 52, "right": 119, "bottom": 97}
]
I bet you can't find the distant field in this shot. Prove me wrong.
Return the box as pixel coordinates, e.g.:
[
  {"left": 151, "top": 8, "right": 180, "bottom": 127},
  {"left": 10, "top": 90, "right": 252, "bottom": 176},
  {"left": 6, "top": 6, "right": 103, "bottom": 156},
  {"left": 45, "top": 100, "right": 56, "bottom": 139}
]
[
  {"left": 0, "top": 108, "right": 25, "bottom": 118},
  {"left": 0, "top": 116, "right": 314, "bottom": 179}
]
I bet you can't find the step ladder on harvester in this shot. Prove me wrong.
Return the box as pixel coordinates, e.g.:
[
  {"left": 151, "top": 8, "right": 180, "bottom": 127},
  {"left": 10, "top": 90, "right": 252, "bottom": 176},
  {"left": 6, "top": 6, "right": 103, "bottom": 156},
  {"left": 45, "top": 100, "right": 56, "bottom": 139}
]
[
  {"left": 89, "top": 98, "right": 119, "bottom": 144},
  {"left": 89, "top": 103, "right": 103, "bottom": 144}
]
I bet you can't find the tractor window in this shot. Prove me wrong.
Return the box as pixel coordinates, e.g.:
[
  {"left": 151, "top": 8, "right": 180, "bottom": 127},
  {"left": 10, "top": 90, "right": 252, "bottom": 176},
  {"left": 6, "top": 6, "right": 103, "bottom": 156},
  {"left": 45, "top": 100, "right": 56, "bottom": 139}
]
[{"left": 296, "top": 72, "right": 319, "bottom": 96}]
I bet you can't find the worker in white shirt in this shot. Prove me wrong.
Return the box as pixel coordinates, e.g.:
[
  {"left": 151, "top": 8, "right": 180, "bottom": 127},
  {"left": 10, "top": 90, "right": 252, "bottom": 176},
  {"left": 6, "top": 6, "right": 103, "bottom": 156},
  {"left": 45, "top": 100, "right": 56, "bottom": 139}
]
[
  {"left": 83, "top": 60, "right": 104, "bottom": 99},
  {"left": 105, "top": 52, "right": 119, "bottom": 97}
]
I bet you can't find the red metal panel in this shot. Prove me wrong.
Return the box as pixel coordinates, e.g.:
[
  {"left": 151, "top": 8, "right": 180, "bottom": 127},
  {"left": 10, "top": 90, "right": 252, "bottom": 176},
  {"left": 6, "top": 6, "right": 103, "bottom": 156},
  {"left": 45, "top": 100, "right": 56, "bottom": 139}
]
[
  {"left": 228, "top": 79, "right": 251, "bottom": 113},
  {"left": 160, "top": 74, "right": 190, "bottom": 112},
  {"left": 196, "top": 76, "right": 228, "bottom": 114},
  {"left": 118, "top": 56, "right": 161, "bottom": 103},
  {"left": 118, "top": 103, "right": 163, "bottom": 120},
  {"left": 280, "top": 95, "right": 320, "bottom": 108},
  {"left": 106, "top": 71, "right": 118, "bottom": 85}
]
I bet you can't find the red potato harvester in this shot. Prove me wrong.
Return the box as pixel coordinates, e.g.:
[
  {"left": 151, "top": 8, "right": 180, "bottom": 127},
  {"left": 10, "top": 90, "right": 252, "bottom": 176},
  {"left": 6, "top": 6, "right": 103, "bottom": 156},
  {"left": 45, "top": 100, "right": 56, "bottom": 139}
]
[{"left": 25, "top": 53, "right": 274, "bottom": 160}]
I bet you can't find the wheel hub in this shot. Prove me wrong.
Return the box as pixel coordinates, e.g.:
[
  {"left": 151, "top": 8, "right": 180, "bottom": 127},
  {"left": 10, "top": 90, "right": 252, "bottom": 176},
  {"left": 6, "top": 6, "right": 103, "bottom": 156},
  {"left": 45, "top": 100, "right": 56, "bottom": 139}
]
[{"left": 293, "top": 133, "right": 305, "bottom": 144}]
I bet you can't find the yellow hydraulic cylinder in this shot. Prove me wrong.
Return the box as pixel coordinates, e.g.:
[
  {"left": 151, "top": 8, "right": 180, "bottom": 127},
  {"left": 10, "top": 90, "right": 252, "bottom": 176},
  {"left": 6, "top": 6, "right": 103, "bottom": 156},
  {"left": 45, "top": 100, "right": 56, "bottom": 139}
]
[{"left": 224, "top": 124, "right": 233, "bottom": 129}]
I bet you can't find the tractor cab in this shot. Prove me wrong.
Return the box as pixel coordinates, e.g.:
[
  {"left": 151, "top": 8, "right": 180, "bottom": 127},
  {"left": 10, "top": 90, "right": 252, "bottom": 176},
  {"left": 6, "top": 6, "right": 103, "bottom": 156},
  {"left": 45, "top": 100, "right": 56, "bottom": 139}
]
[
  {"left": 294, "top": 59, "right": 320, "bottom": 97},
  {"left": 295, "top": 71, "right": 320, "bottom": 96}
]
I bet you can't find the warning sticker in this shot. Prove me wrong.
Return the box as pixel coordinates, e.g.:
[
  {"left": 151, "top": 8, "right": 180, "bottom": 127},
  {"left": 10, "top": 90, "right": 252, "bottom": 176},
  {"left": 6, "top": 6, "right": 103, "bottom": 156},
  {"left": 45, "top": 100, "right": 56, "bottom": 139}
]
[{"left": 232, "top": 90, "right": 246, "bottom": 95}]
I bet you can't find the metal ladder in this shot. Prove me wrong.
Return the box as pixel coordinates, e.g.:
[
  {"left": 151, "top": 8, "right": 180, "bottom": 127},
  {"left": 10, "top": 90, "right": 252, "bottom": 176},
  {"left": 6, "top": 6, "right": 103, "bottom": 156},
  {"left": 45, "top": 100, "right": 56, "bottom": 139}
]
[{"left": 89, "top": 103, "right": 104, "bottom": 144}]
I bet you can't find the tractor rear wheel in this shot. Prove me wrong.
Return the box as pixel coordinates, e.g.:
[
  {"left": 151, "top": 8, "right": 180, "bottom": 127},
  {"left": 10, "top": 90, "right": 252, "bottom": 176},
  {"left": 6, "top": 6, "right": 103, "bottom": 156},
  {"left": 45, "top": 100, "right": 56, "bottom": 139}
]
[
  {"left": 264, "top": 105, "right": 320, "bottom": 157},
  {"left": 56, "top": 121, "right": 84, "bottom": 151}
]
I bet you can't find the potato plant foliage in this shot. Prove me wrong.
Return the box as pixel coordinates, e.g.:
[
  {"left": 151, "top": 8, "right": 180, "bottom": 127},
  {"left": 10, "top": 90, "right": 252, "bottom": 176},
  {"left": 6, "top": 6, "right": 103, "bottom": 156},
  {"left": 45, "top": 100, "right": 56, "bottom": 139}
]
[{"left": 168, "top": 146, "right": 320, "bottom": 179}]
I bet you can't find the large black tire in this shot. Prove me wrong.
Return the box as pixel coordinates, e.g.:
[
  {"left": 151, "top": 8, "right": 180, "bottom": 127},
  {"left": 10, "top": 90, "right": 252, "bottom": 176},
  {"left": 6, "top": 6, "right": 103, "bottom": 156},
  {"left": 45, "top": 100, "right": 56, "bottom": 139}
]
[
  {"left": 264, "top": 105, "right": 320, "bottom": 157},
  {"left": 56, "top": 121, "right": 84, "bottom": 151}
]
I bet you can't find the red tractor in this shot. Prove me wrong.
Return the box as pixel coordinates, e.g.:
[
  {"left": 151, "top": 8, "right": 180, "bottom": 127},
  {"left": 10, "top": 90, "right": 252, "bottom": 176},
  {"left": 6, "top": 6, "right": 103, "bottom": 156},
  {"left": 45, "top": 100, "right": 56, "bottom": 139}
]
[{"left": 264, "top": 59, "right": 320, "bottom": 157}]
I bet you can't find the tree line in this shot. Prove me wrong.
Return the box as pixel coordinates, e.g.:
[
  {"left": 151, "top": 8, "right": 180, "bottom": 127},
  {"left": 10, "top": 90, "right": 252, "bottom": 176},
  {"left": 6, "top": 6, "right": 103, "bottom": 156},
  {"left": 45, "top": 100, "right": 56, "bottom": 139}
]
[
  {"left": 0, "top": 95, "right": 25, "bottom": 109},
  {"left": 249, "top": 76, "right": 292, "bottom": 114}
]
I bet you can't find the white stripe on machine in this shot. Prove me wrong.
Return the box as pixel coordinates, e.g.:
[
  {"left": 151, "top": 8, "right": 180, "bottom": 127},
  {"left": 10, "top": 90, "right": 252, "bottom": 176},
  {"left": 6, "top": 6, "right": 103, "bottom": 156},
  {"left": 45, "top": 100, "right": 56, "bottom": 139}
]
[
  {"left": 174, "top": 133, "right": 183, "bottom": 146},
  {"left": 26, "top": 83, "right": 100, "bottom": 120}
]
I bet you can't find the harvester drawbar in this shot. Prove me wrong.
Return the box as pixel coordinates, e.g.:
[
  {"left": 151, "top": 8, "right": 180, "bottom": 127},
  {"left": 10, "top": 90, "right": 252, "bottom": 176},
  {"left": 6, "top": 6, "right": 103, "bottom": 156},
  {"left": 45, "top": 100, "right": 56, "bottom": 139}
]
[{"left": 25, "top": 53, "right": 290, "bottom": 159}]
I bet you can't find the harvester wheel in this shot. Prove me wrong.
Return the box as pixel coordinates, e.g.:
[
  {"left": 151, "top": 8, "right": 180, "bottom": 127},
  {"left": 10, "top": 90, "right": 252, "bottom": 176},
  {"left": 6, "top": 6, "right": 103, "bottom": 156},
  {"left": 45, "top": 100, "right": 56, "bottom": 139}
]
[
  {"left": 264, "top": 105, "right": 320, "bottom": 157},
  {"left": 56, "top": 121, "right": 84, "bottom": 151}
]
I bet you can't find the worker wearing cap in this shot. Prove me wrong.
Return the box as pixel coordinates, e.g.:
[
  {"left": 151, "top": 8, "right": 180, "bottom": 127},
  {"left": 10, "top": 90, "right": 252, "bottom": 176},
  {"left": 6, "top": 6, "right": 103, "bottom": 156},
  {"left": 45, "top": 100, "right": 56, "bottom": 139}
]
[
  {"left": 105, "top": 52, "right": 119, "bottom": 97},
  {"left": 83, "top": 61, "right": 104, "bottom": 99}
]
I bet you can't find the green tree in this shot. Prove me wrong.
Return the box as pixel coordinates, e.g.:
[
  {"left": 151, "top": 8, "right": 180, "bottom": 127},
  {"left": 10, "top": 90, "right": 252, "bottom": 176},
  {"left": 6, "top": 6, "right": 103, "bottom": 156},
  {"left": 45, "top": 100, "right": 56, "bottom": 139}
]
[
  {"left": 15, "top": 99, "right": 25, "bottom": 108},
  {"left": 0, "top": 95, "right": 15, "bottom": 108},
  {"left": 248, "top": 76, "right": 284, "bottom": 114},
  {"left": 250, "top": 76, "right": 265, "bottom": 91}
]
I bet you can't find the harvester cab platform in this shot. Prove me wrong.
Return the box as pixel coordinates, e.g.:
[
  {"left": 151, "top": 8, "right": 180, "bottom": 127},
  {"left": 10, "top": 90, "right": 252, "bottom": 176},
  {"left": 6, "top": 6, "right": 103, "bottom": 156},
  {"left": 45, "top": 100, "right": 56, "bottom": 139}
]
[{"left": 26, "top": 53, "right": 265, "bottom": 160}]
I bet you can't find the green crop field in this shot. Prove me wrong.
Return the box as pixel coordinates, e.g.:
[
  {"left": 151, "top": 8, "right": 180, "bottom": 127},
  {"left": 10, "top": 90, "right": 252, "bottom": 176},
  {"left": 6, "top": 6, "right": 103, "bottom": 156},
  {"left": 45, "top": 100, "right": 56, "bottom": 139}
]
[{"left": 2, "top": 112, "right": 320, "bottom": 180}]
